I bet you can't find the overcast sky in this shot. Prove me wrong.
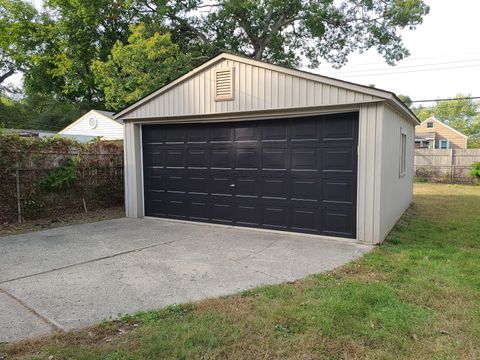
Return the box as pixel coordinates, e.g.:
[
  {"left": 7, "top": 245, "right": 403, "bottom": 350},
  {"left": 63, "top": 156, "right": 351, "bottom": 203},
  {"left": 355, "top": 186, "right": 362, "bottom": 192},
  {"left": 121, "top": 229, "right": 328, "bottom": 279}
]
[{"left": 26, "top": 0, "right": 480, "bottom": 104}]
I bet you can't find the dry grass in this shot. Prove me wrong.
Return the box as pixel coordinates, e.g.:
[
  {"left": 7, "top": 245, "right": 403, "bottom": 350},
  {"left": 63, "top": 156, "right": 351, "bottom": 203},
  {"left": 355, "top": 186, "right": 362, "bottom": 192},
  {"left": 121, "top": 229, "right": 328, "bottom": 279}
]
[
  {"left": 0, "top": 207, "right": 124, "bottom": 237},
  {"left": 1, "top": 183, "right": 479, "bottom": 359}
]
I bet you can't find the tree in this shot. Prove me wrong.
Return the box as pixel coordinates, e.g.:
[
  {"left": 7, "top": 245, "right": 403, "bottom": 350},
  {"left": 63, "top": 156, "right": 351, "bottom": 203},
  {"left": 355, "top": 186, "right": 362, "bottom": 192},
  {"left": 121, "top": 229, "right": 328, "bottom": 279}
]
[
  {"left": 413, "top": 94, "right": 480, "bottom": 148},
  {"left": 23, "top": 0, "right": 142, "bottom": 105},
  {"left": 0, "top": 0, "right": 45, "bottom": 90},
  {"left": 398, "top": 94, "right": 412, "bottom": 107},
  {"left": 146, "top": 0, "right": 430, "bottom": 68},
  {"left": 91, "top": 24, "right": 193, "bottom": 110},
  {"left": 0, "top": 93, "right": 88, "bottom": 130}
]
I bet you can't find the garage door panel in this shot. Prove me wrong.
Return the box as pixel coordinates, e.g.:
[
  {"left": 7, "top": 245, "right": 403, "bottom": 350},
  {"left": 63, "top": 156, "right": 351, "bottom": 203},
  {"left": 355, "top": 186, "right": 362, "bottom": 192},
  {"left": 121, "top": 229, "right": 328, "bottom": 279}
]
[
  {"left": 187, "top": 148, "right": 209, "bottom": 168},
  {"left": 188, "top": 196, "right": 210, "bottom": 220},
  {"left": 235, "top": 200, "right": 261, "bottom": 226},
  {"left": 165, "top": 173, "right": 186, "bottom": 193},
  {"left": 187, "top": 126, "right": 208, "bottom": 143},
  {"left": 291, "top": 148, "right": 318, "bottom": 171},
  {"left": 187, "top": 173, "right": 209, "bottom": 194},
  {"left": 290, "top": 177, "right": 319, "bottom": 202},
  {"left": 262, "top": 147, "right": 287, "bottom": 170},
  {"left": 290, "top": 119, "right": 318, "bottom": 140},
  {"left": 235, "top": 146, "right": 259, "bottom": 169},
  {"left": 262, "top": 203, "right": 289, "bottom": 229},
  {"left": 261, "top": 177, "right": 288, "bottom": 199},
  {"left": 164, "top": 195, "right": 188, "bottom": 219},
  {"left": 291, "top": 206, "right": 319, "bottom": 232},
  {"left": 211, "top": 174, "right": 234, "bottom": 196},
  {"left": 144, "top": 172, "right": 165, "bottom": 191},
  {"left": 322, "top": 113, "right": 357, "bottom": 140},
  {"left": 235, "top": 124, "right": 258, "bottom": 141},
  {"left": 210, "top": 147, "right": 234, "bottom": 169},
  {"left": 322, "top": 206, "right": 355, "bottom": 237},
  {"left": 210, "top": 126, "right": 233, "bottom": 142},
  {"left": 322, "top": 147, "right": 355, "bottom": 172},
  {"left": 165, "top": 127, "right": 186, "bottom": 143},
  {"left": 165, "top": 148, "right": 185, "bottom": 168},
  {"left": 143, "top": 145, "right": 165, "bottom": 167},
  {"left": 142, "top": 112, "right": 358, "bottom": 238},
  {"left": 211, "top": 202, "right": 234, "bottom": 223},
  {"left": 235, "top": 175, "right": 259, "bottom": 197},
  {"left": 261, "top": 122, "right": 287, "bottom": 141},
  {"left": 322, "top": 178, "right": 354, "bottom": 204}
]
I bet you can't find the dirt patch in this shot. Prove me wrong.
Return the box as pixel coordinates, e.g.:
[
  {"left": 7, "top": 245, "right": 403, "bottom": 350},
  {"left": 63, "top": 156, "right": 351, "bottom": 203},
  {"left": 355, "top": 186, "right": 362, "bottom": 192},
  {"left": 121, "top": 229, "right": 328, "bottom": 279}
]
[{"left": 0, "top": 207, "right": 124, "bottom": 237}]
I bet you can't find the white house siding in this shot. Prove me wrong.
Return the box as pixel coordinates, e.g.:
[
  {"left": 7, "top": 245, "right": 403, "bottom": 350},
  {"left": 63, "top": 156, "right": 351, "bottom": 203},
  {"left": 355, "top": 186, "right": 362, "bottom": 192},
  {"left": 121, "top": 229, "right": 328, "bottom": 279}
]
[
  {"left": 121, "top": 58, "right": 381, "bottom": 120},
  {"left": 60, "top": 112, "right": 123, "bottom": 140},
  {"left": 378, "top": 104, "right": 415, "bottom": 241}
]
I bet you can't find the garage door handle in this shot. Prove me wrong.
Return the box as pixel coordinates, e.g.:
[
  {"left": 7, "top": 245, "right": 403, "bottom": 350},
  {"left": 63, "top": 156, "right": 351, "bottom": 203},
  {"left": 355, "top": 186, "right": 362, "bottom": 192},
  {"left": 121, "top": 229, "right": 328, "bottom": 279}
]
[{"left": 230, "top": 183, "right": 236, "bottom": 188}]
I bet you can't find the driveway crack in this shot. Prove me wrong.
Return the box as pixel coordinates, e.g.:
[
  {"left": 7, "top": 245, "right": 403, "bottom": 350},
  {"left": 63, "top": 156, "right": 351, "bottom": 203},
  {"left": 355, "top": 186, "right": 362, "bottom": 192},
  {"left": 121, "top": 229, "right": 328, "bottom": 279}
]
[
  {"left": 229, "top": 258, "right": 284, "bottom": 281},
  {"left": 233, "top": 238, "right": 280, "bottom": 262},
  {"left": 0, "top": 240, "right": 176, "bottom": 285},
  {"left": 0, "top": 287, "right": 62, "bottom": 332}
]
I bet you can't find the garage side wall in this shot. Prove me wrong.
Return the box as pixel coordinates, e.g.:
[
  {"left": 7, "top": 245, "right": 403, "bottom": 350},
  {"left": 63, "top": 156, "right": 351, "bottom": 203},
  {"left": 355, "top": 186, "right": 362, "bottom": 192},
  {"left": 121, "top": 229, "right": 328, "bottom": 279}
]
[
  {"left": 124, "top": 122, "right": 143, "bottom": 217},
  {"left": 379, "top": 105, "right": 415, "bottom": 241},
  {"left": 357, "top": 103, "right": 384, "bottom": 244}
]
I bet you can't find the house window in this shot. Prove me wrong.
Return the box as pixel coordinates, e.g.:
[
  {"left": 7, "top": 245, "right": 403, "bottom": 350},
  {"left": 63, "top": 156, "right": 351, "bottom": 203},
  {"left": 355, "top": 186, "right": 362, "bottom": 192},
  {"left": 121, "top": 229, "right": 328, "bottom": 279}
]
[
  {"left": 439, "top": 139, "right": 449, "bottom": 149},
  {"left": 427, "top": 122, "right": 433, "bottom": 128},
  {"left": 399, "top": 128, "right": 407, "bottom": 177}
]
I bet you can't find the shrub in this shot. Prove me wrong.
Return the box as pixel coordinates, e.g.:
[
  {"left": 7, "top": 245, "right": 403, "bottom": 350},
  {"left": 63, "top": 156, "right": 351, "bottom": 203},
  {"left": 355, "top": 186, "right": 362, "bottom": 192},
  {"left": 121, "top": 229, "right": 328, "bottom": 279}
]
[
  {"left": 471, "top": 162, "right": 480, "bottom": 178},
  {"left": 40, "top": 157, "right": 79, "bottom": 191}
]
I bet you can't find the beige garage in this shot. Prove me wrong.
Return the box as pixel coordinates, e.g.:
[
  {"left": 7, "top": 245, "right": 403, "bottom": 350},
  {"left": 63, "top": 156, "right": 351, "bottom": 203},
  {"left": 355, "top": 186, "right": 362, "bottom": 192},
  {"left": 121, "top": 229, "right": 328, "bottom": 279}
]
[{"left": 115, "top": 52, "right": 418, "bottom": 244}]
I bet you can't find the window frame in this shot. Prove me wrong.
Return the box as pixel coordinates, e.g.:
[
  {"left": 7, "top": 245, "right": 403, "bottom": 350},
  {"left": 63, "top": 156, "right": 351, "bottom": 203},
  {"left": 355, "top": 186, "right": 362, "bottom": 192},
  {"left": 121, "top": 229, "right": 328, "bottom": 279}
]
[
  {"left": 399, "top": 127, "right": 407, "bottom": 178},
  {"left": 439, "top": 139, "right": 449, "bottom": 149},
  {"left": 426, "top": 122, "right": 434, "bottom": 128}
]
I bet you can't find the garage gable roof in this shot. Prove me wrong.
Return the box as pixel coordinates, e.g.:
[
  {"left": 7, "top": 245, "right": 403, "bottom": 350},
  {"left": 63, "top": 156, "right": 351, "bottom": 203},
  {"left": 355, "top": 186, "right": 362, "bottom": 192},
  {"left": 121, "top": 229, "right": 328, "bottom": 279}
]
[{"left": 114, "top": 52, "right": 418, "bottom": 125}]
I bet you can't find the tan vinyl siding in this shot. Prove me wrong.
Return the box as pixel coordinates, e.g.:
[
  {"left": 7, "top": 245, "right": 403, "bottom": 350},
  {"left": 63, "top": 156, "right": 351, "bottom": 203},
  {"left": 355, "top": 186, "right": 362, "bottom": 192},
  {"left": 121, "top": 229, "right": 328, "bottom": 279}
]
[
  {"left": 121, "top": 59, "right": 382, "bottom": 120},
  {"left": 357, "top": 103, "right": 384, "bottom": 244},
  {"left": 416, "top": 118, "right": 467, "bottom": 149},
  {"left": 379, "top": 105, "right": 415, "bottom": 241},
  {"left": 124, "top": 122, "right": 143, "bottom": 217}
]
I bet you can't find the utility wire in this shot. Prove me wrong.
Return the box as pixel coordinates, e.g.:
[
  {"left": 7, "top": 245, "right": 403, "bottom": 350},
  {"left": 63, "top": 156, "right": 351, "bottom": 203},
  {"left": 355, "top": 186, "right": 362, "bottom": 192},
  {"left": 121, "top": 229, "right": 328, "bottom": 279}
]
[
  {"left": 322, "top": 58, "right": 480, "bottom": 75},
  {"left": 410, "top": 96, "right": 480, "bottom": 103},
  {"left": 335, "top": 63, "right": 480, "bottom": 77}
]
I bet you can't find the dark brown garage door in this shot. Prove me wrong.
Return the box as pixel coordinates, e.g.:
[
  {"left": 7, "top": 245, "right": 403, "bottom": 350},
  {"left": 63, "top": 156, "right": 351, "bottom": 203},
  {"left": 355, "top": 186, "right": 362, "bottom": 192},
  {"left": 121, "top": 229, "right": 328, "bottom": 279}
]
[{"left": 142, "top": 112, "right": 358, "bottom": 238}]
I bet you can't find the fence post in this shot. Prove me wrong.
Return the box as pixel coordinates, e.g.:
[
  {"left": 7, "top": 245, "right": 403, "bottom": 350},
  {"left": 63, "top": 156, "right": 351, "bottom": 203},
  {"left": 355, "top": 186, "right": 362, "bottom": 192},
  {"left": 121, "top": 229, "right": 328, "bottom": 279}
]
[
  {"left": 15, "top": 161, "right": 22, "bottom": 223},
  {"left": 450, "top": 149, "right": 454, "bottom": 184}
]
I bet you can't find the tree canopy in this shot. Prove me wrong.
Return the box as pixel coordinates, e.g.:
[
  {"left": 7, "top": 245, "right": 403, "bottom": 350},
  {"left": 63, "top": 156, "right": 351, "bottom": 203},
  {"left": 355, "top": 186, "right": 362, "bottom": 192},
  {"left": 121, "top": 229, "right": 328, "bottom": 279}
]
[
  {"left": 91, "top": 24, "right": 192, "bottom": 110},
  {"left": 1, "top": 0, "right": 431, "bottom": 126}
]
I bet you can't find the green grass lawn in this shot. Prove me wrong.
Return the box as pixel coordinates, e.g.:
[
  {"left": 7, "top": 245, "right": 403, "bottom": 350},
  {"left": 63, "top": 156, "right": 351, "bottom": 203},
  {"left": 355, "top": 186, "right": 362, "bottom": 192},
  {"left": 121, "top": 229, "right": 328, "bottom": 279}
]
[{"left": 3, "top": 183, "right": 480, "bottom": 359}]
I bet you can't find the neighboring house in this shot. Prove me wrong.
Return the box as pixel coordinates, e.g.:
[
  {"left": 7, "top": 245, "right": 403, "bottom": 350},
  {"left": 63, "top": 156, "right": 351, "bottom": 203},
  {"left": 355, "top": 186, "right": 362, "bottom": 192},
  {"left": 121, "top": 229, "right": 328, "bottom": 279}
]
[
  {"left": 58, "top": 110, "right": 123, "bottom": 142},
  {"left": 4, "top": 129, "right": 56, "bottom": 138},
  {"left": 415, "top": 116, "right": 467, "bottom": 149},
  {"left": 116, "top": 52, "right": 418, "bottom": 245}
]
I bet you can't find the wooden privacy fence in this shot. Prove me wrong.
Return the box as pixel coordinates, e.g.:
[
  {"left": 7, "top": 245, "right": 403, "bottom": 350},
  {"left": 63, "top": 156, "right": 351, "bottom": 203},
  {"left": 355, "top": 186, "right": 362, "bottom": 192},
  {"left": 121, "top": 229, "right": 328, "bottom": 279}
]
[
  {"left": 414, "top": 149, "right": 480, "bottom": 184},
  {"left": 0, "top": 138, "right": 124, "bottom": 224}
]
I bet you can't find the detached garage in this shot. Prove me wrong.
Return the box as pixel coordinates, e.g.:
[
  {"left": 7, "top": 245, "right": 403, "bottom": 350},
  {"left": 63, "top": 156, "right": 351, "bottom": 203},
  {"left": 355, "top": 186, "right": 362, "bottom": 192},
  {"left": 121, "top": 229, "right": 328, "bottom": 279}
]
[{"left": 115, "top": 52, "right": 418, "bottom": 244}]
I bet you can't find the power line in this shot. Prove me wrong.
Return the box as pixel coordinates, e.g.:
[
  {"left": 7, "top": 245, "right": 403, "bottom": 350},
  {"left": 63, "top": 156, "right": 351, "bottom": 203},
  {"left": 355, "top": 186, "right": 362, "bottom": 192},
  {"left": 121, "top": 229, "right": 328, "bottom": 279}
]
[
  {"left": 335, "top": 63, "right": 480, "bottom": 77},
  {"left": 410, "top": 96, "right": 480, "bottom": 103},
  {"left": 315, "top": 51, "right": 480, "bottom": 69},
  {"left": 322, "top": 58, "right": 480, "bottom": 75}
]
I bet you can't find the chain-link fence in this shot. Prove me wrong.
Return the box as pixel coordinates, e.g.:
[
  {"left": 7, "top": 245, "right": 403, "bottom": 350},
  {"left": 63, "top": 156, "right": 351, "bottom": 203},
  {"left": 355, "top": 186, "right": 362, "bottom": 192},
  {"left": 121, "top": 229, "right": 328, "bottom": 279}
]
[
  {"left": 0, "top": 139, "right": 124, "bottom": 224},
  {"left": 414, "top": 149, "right": 480, "bottom": 184}
]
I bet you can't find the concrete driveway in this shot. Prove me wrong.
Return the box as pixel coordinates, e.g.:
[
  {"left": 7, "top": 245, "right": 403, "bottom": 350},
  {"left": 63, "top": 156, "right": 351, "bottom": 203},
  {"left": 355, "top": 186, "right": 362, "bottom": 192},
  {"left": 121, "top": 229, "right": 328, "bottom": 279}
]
[{"left": 0, "top": 218, "right": 371, "bottom": 343}]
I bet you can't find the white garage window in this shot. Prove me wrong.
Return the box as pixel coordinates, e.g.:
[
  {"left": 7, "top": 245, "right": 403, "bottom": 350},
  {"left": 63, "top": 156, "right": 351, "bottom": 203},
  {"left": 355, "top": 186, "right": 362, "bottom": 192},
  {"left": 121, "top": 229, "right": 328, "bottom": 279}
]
[{"left": 399, "top": 128, "right": 407, "bottom": 177}]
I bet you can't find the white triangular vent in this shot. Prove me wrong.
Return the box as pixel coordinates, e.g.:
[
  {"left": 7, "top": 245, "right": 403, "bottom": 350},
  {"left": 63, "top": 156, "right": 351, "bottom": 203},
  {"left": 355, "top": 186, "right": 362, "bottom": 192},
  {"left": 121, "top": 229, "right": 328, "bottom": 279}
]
[{"left": 215, "top": 67, "right": 234, "bottom": 101}]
